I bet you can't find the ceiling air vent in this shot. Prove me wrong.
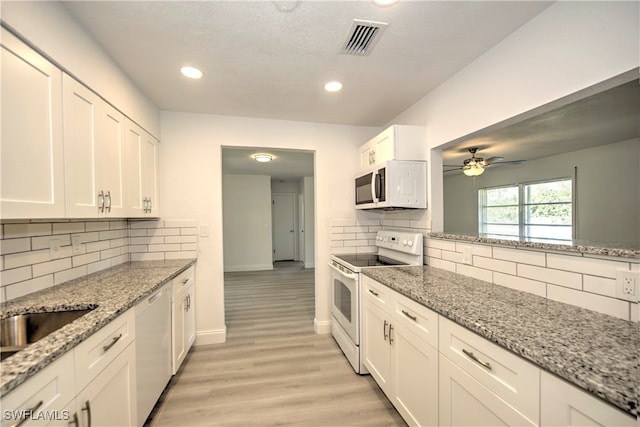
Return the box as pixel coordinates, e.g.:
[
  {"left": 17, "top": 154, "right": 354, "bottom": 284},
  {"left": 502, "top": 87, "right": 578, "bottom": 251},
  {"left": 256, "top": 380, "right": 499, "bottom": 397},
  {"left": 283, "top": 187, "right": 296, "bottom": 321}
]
[{"left": 341, "top": 19, "right": 388, "bottom": 56}]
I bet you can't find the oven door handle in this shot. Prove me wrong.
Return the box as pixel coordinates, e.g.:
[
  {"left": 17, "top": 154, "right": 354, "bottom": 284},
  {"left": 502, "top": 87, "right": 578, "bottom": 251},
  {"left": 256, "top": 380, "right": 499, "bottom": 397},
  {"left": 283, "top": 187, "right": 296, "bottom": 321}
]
[{"left": 329, "top": 263, "right": 358, "bottom": 280}]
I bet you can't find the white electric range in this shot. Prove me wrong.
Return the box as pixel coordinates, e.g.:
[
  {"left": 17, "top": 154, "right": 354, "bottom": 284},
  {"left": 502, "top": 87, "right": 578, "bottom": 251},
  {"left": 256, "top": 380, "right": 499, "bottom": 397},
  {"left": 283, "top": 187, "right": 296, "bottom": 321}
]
[{"left": 329, "top": 230, "right": 423, "bottom": 373}]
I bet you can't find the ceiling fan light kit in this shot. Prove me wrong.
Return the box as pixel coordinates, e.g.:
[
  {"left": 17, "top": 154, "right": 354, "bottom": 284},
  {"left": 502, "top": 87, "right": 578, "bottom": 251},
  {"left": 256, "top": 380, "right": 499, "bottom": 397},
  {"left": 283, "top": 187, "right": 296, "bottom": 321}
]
[{"left": 463, "top": 164, "right": 484, "bottom": 176}]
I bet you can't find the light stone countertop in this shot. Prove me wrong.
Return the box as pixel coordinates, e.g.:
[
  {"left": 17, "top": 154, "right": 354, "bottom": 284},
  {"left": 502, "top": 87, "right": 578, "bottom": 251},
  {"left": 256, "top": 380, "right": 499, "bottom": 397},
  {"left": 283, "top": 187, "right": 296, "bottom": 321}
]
[
  {"left": 362, "top": 265, "right": 639, "bottom": 417},
  {"left": 0, "top": 259, "right": 196, "bottom": 397}
]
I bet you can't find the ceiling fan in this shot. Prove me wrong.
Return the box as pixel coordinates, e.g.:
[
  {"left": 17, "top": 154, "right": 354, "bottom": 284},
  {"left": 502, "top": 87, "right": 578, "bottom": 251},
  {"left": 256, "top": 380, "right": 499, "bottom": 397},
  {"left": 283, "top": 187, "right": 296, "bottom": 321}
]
[{"left": 444, "top": 147, "right": 525, "bottom": 176}]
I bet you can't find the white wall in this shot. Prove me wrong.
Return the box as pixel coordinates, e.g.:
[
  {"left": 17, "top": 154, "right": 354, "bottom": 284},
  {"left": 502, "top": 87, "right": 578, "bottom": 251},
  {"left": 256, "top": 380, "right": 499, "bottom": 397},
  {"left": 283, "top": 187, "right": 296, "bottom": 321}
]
[
  {"left": 389, "top": 1, "right": 639, "bottom": 232},
  {"left": 222, "top": 175, "right": 273, "bottom": 272},
  {"left": 0, "top": 1, "right": 160, "bottom": 137},
  {"left": 159, "top": 112, "right": 379, "bottom": 343},
  {"left": 303, "top": 177, "right": 315, "bottom": 268}
]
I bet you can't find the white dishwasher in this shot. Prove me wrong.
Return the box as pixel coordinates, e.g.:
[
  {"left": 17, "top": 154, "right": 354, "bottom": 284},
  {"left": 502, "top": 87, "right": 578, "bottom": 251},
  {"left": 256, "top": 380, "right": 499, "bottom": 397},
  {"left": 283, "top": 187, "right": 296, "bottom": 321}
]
[{"left": 135, "top": 283, "right": 172, "bottom": 426}]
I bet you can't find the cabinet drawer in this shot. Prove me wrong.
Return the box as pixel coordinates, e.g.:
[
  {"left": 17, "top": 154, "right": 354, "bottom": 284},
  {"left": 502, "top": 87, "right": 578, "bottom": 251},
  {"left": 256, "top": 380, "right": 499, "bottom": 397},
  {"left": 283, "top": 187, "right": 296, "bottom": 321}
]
[
  {"left": 393, "top": 292, "right": 438, "bottom": 349},
  {"left": 362, "top": 276, "right": 389, "bottom": 308},
  {"left": 172, "top": 265, "right": 194, "bottom": 296},
  {"left": 74, "top": 308, "right": 135, "bottom": 392},
  {"left": 2, "top": 352, "right": 75, "bottom": 427},
  {"left": 439, "top": 316, "right": 540, "bottom": 423}
]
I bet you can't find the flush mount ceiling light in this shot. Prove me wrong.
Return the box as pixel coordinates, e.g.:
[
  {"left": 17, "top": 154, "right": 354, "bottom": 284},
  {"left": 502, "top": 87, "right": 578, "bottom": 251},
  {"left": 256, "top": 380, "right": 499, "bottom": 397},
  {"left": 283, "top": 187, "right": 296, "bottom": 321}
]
[
  {"left": 180, "top": 66, "right": 203, "bottom": 79},
  {"left": 324, "top": 81, "right": 343, "bottom": 92},
  {"left": 253, "top": 153, "right": 273, "bottom": 162}
]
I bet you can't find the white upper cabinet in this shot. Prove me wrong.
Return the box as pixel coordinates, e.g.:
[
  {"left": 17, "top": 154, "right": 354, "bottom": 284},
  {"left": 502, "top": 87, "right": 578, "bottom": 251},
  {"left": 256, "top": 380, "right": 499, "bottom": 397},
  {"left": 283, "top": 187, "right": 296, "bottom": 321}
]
[
  {"left": 359, "top": 125, "right": 427, "bottom": 170},
  {"left": 1, "top": 28, "right": 65, "bottom": 218},
  {"left": 125, "top": 120, "right": 160, "bottom": 217},
  {"left": 63, "top": 74, "right": 126, "bottom": 218}
]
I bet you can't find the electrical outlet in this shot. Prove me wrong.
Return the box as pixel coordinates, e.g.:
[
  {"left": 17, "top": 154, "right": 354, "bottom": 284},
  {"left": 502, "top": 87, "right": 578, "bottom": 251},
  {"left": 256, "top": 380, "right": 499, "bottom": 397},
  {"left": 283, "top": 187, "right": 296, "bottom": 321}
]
[
  {"left": 461, "top": 246, "right": 473, "bottom": 265},
  {"left": 72, "top": 235, "right": 83, "bottom": 254},
  {"left": 616, "top": 270, "right": 639, "bottom": 302},
  {"left": 49, "top": 238, "right": 63, "bottom": 259}
]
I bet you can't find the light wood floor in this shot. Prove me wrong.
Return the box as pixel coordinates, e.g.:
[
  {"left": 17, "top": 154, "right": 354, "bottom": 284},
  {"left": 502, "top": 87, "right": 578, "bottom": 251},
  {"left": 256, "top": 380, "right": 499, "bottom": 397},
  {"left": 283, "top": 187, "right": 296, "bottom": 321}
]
[{"left": 147, "top": 261, "right": 406, "bottom": 427}]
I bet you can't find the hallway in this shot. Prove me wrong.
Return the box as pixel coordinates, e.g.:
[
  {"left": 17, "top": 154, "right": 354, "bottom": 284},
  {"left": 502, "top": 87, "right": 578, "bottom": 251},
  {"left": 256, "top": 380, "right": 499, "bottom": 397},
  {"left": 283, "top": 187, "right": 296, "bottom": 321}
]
[{"left": 148, "top": 262, "right": 405, "bottom": 426}]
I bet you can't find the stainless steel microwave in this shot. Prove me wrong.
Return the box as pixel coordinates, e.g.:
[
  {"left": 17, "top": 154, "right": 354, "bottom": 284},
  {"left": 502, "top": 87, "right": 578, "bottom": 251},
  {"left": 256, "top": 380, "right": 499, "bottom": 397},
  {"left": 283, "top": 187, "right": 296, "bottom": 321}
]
[{"left": 355, "top": 160, "right": 427, "bottom": 210}]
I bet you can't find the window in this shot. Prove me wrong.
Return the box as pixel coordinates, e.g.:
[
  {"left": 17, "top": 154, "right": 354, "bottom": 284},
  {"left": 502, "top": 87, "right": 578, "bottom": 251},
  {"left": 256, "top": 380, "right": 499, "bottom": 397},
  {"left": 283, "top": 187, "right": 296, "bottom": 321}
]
[{"left": 479, "top": 179, "right": 573, "bottom": 242}]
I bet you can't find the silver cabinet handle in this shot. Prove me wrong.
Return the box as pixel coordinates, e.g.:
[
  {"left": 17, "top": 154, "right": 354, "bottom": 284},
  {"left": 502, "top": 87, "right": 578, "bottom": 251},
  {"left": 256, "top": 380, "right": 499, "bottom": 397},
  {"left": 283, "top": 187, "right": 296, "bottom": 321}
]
[
  {"left": 462, "top": 348, "right": 492, "bottom": 370},
  {"left": 81, "top": 400, "right": 92, "bottom": 427},
  {"left": 368, "top": 289, "right": 379, "bottom": 297},
  {"left": 12, "top": 400, "right": 43, "bottom": 427},
  {"left": 98, "top": 191, "right": 105, "bottom": 213},
  {"left": 148, "top": 197, "right": 152, "bottom": 213},
  {"left": 371, "top": 150, "right": 376, "bottom": 164},
  {"left": 102, "top": 333, "right": 123, "bottom": 353},
  {"left": 68, "top": 412, "right": 79, "bottom": 427},
  {"left": 401, "top": 310, "right": 417, "bottom": 322},
  {"left": 105, "top": 190, "right": 111, "bottom": 213},
  {"left": 184, "top": 294, "right": 189, "bottom": 312},
  {"left": 142, "top": 197, "right": 148, "bottom": 213},
  {"left": 383, "top": 319, "right": 388, "bottom": 341},
  {"left": 388, "top": 324, "right": 394, "bottom": 345}
]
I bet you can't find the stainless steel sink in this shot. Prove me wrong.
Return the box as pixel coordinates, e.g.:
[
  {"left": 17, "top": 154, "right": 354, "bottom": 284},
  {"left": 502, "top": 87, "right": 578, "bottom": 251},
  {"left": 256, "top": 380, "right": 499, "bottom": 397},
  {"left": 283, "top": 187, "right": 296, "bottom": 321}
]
[{"left": 0, "top": 309, "right": 93, "bottom": 361}]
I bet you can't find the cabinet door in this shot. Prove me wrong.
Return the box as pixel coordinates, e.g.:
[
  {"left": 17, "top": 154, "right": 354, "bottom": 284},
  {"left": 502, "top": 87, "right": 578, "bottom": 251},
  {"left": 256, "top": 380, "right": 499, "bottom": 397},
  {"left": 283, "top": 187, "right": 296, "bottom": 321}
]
[
  {"left": 124, "top": 121, "right": 144, "bottom": 216},
  {"left": 541, "top": 371, "right": 636, "bottom": 427},
  {"left": 1, "top": 28, "right": 65, "bottom": 218},
  {"left": 393, "top": 325, "right": 438, "bottom": 427},
  {"left": 185, "top": 282, "right": 196, "bottom": 351},
  {"left": 75, "top": 342, "right": 137, "bottom": 427},
  {"left": 140, "top": 131, "right": 159, "bottom": 216},
  {"left": 372, "top": 126, "right": 395, "bottom": 165},
  {"left": 439, "top": 355, "right": 536, "bottom": 427},
  {"left": 96, "top": 102, "right": 126, "bottom": 217},
  {"left": 63, "top": 75, "right": 100, "bottom": 217},
  {"left": 172, "top": 286, "right": 187, "bottom": 374},
  {"left": 1, "top": 352, "right": 75, "bottom": 427},
  {"left": 363, "top": 300, "right": 392, "bottom": 394}
]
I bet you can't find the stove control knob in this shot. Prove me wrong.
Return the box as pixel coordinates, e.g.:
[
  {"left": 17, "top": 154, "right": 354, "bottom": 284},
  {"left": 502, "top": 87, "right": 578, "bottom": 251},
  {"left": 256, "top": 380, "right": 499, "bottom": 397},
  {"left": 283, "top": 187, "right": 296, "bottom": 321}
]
[
  {"left": 402, "top": 240, "right": 408, "bottom": 246},
  {"left": 407, "top": 240, "right": 413, "bottom": 247}
]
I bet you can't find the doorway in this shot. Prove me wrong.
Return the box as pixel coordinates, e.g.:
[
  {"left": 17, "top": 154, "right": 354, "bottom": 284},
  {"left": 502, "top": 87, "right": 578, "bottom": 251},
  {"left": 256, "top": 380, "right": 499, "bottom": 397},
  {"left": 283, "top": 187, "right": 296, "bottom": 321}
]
[{"left": 272, "top": 192, "right": 296, "bottom": 261}]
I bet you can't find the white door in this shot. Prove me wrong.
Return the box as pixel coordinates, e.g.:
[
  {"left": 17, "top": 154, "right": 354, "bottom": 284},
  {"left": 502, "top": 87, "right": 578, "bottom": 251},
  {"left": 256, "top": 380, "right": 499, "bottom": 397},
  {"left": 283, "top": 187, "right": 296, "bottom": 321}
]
[{"left": 272, "top": 193, "right": 296, "bottom": 261}]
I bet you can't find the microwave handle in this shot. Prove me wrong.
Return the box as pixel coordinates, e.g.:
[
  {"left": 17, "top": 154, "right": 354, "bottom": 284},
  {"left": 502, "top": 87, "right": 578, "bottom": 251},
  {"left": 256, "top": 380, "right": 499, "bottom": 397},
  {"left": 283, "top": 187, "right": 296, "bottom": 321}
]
[{"left": 371, "top": 170, "right": 379, "bottom": 203}]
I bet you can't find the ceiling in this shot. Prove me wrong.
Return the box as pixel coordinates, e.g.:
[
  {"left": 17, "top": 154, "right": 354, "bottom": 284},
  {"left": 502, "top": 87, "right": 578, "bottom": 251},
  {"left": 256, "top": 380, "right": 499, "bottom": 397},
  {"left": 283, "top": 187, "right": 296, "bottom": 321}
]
[
  {"left": 443, "top": 77, "right": 640, "bottom": 171},
  {"left": 222, "top": 147, "right": 314, "bottom": 180},
  {"left": 62, "top": 0, "right": 551, "bottom": 127}
]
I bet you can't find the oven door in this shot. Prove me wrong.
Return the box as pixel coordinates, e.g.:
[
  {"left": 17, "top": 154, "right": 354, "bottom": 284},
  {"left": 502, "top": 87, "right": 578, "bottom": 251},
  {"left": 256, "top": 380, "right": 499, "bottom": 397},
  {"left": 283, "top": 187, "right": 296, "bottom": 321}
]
[{"left": 329, "top": 263, "right": 358, "bottom": 345}]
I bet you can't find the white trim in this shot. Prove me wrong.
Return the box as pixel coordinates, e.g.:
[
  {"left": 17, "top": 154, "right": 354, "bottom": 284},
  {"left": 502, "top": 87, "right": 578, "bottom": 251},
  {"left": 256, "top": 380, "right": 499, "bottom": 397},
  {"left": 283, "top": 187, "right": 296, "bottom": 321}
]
[
  {"left": 223, "top": 264, "right": 274, "bottom": 272},
  {"left": 314, "top": 318, "right": 332, "bottom": 335},
  {"left": 194, "top": 327, "right": 226, "bottom": 345}
]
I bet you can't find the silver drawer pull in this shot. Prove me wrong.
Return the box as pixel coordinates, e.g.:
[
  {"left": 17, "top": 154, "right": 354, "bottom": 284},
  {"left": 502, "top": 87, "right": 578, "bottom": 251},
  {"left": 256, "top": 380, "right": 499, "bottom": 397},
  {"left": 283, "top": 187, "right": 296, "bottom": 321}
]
[
  {"left": 401, "top": 310, "right": 417, "bottom": 322},
  {"left": 81, "top": 400, "right": 92, "bottom": 427},
  {"left": 368, "top": 289, "right": 379, "bottom": 297},
  {"left": 462, "top": 348, "right": 492, "bottom": 370},
  {"left": 102, "top": 333, "right": 123, "bottom": 353},
  {"left": 12, "top": 400, "right": 43, "bottom": 427}
]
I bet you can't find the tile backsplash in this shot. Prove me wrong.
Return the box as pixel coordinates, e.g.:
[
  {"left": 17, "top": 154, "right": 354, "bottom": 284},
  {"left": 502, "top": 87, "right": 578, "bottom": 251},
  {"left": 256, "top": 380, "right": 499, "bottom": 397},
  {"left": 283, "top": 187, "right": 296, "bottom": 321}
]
[
  {"left": 0, "top": 219, "right": 198, "bottom": 302},
  {"left": 330, "top": 213, "right": 638, "bottom": 322}
]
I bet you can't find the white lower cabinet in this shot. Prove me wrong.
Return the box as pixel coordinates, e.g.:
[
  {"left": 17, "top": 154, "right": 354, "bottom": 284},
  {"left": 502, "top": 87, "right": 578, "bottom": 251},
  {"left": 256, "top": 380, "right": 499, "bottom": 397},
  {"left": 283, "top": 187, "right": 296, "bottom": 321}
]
[
  {"left": 69, "top": 342, "right": 137, "bottom": 427},
  {"left": 540, "top": 372, "right": 636, "bottom": 427},
  {"left": 362, "top": 276, "right": 439, "bottom": 427},
  {"left": 439, "top": 355, "right": 536, "bottom": 427},
  {"left": 172, "top": 266, "right": 196, "bottom": 374},
  {"left": 1, "top": 352, "right": 75, "bottom": 427}
]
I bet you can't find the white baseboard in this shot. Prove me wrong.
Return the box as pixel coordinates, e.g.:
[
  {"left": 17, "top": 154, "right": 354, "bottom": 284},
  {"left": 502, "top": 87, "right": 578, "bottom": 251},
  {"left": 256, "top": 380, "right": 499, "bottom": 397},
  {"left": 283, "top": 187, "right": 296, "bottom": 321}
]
[
  {"left": 194, "top": 327, "right": 226, "bottom": 345},
  {"left": 314, "top": 318, "right": 332, "bottom": 335},
  {"left": 304, "top": 261, "right": 315, "bottom": 269},
  {"left": 224, "top": 264, "right": 273, "bottom": 272}
]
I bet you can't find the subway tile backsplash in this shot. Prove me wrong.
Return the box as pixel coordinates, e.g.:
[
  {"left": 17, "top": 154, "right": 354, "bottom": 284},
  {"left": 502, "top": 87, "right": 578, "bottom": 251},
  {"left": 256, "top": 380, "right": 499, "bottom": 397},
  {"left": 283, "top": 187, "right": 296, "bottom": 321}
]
[
  {"left": 329, "top": 214, "right": 638, "bottom": 321},
  {"left": 0, "top": 219, "right": 198, "bottom": 302}
]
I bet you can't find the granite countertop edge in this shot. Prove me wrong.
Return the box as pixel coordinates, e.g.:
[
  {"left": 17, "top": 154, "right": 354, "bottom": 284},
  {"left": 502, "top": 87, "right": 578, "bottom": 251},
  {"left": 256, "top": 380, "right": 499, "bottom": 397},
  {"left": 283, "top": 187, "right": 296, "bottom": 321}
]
[
  {"left": 362, "top": 265, "right": 639, "bottom": 417},
  {"left": 429, "top": 232, "right": 640, "bottom": 259},
  {"left": 0, "top": 258, "right": 196, "bottom": 397}
]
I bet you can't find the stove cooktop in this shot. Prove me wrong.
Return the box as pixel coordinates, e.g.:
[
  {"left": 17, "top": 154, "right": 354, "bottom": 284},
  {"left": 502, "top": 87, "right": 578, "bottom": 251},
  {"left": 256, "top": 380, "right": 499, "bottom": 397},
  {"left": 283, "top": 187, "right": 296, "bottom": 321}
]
[{"left": 333, "top": 253, "right": 408, "bottom": 268}]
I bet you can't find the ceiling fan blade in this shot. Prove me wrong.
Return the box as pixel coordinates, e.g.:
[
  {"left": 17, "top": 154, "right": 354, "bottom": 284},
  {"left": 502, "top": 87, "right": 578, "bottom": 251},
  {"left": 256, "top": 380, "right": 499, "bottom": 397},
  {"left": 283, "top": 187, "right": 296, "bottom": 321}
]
[
  {"left": 483, "top": 156, "right": 504, "bottom": 165},
  {"left": 484, "top": 160, "right": 526, "bottom": 168}
]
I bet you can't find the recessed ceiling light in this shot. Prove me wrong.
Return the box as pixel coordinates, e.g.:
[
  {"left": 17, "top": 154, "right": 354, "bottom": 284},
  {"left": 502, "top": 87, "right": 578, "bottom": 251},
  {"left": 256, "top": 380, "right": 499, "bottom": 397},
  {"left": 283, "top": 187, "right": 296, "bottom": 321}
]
[
  {"left": 180, "top": 66, "right": 203, "bottom": 79},
  {"left": 372, "top": 0, "right": 399, "bottom": 7},
  {"left": 324, "top": 81, "right": 343, "bottom": 92},
  {"left": 253, "top": 153, "right": 273, "bottom": 162}
]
